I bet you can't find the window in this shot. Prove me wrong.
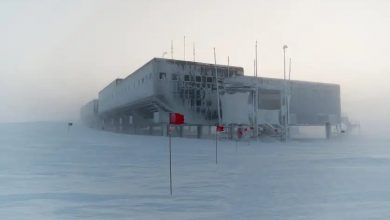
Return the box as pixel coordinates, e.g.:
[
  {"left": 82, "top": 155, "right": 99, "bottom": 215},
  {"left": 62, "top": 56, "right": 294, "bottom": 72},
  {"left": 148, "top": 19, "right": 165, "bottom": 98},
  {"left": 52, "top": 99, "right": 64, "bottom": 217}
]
[
  {"left": 159, "top": 72, "right": 166, "bottom": 80},
  {"left": 171, "top": 73, "right": 178, "bottom": 80},
  {"left": 207, "top": 77, "right": 212, "bottom": 83},
  {"left": 195, "top": 76, "right": 201, "bottom": 82},
  {"left": 184, "top": 75, "right": 190, "bottom": 82},
  {"left": 142, "top": 78, "right": 144, "bottom": 84}
]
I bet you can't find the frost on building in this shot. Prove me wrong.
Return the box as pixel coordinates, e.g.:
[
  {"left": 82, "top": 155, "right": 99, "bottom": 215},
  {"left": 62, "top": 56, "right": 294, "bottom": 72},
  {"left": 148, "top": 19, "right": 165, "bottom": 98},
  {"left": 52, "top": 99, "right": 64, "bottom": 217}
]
[
  {"left": 81, "top": 58, "right": 243, "bottom": 135},
  {"left": 221, "top": 76, "right": 341, "bottom": 135},
  {"left": 80, "top": 99, "right": 99, "bottom": 128},
  {"left": 80, "top": 58, "right": 341, "bottom": 138}
]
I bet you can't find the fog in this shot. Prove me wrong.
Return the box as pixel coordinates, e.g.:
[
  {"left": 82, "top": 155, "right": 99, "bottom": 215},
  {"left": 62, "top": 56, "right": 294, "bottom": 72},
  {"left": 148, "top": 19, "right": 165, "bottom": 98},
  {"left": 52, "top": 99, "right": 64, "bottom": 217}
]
[{"left": 1, "top": 0, "right": 389, "bottom": 136}]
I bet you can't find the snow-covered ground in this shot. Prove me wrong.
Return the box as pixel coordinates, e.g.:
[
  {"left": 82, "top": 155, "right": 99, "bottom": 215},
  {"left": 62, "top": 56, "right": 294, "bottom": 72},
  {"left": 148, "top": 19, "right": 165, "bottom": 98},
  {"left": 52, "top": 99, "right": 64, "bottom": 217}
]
[{"left": 1, "top": 122, "right": 390, "bottom": 220}]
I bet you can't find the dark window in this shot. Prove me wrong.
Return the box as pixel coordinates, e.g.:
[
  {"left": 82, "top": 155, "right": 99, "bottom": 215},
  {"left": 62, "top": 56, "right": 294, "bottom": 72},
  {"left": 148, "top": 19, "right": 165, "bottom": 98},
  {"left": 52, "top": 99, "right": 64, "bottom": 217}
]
[
  {"left": 159, "top": 72, "right": 166, "bottom": 80},
  {"left": 207, "top": 77, "right": 212, "bottom": 83},
  {"left": 184, "top": 75, "right": 190, "bottom": 81},
  {"left": 171, "top": 73, "right": 178, "bottom": 80},
  {"left": 195, "top": 76, "right": 201, "bottom": 82}
]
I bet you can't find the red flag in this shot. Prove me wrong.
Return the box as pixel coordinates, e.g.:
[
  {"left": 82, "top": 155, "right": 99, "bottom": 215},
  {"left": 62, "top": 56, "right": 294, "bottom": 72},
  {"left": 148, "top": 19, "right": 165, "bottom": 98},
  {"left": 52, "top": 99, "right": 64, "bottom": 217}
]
[
  {"left": 169, "top": 113, "right": 184, "bottom": 125},
  {"left": 216, "top": 125, "right": 224, "bottom": 132}
]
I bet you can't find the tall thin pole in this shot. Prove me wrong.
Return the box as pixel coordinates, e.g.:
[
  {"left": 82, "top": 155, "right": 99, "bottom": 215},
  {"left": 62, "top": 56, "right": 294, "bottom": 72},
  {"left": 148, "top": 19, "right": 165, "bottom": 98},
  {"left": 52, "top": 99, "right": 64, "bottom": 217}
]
[
  {"left": 171, "top": 40, "right": 173, "bottom": 59},
  {"left": 282, "top": 45, "right": 288, "bottom": 142},
  {"left": 183, "top": 36, "right": 186, "bottom": 61},
  {"left": 214, "top": 48, "right": 220, "bottom": 165},
  {"left": 169, "top": 125, "right": 173, "bottom": 195},
  {"left": 287, "top": 57, "right": 292, "bottom": 135},
  {"left": 227, "top": 56, "right": 230, "bottom": 77},
  {"left": 215, "top": 129, "right": 218, "bottom": 164},
  {"left": 193, "top": 42, "right": 195, "bottom": 62},
  {"left": 214, "top": 48, "right": 221, "bottom": 125},
  {"left": 283, "top": 49, "right": 286, "bottom": 84},
  {"left": 255, "top": 41, "right": 258, "bottom": 78},
  {"left": 255, "top": 41, "right": 259, "bottom": 140},
  {"left": 253, "top": 59, "right": 256, "bottom": 138}
]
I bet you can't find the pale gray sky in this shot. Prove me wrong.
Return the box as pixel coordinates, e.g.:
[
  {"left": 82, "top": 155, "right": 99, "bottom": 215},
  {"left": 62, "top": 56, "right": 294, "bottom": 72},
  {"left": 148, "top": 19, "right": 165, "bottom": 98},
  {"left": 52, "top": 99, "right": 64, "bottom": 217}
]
[{"left": 1, "top": 0, "right": 389, "bottom": 128}]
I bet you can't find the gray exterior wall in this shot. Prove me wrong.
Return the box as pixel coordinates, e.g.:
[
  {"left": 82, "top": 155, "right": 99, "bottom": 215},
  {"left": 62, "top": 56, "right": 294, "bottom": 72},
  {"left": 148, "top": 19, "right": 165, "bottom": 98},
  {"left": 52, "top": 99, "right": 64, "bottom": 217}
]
[
  {"left": 95, "top": 58, "right": 243, "bottom": 128},
  {"left": 80, "top": 99, "right": 99, "bottom": 127},
  {"left": 289, "top": 81, "right": 341, "bottom": 125},
  {"left": 81, "top": 58, "right": 341, "bottom": 134},
  {"left": 221, "top": 76, "right": 341, "bottom": 126}
]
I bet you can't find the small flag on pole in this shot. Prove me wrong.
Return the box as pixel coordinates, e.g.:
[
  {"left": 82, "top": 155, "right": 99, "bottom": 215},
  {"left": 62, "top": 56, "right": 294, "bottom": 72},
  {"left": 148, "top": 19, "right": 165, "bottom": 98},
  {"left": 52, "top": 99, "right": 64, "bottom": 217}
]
[
  {"left": 216, "top": 125, "right": 224, "bottom": 132},
  {"left": 169, "top": 113, "right": 184, "bottom": 125}
]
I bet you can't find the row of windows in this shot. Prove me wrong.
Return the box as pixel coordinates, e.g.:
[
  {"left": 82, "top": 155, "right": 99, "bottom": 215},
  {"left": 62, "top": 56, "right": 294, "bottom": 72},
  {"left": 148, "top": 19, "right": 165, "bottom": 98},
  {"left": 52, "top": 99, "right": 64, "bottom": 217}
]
[
  {"left": 159, "top": 72, "right": 230, "bottom": 82},
  {"left": 101, "top": 72, "right": 154, "bottom": 102}
]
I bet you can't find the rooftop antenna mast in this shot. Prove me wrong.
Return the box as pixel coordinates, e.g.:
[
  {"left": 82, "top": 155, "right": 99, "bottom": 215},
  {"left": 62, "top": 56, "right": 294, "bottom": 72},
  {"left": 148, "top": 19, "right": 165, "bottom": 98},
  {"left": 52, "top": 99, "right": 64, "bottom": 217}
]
[
  {"left": 193, "top": 42, "right": 195, "bottom": 62},
  {"left": 287, "top": 57, "right": 292, "bottom": 138},
  {"left": 255, "top": 41, "right": 258, "bottom": 78},
  {"left": 227, "top": 56, "right": 230, "bottom": 77},
  {"left": 282, "top": 44, "right": 288, "bottom": 142},
  {"left": 171, "top": 40, "right": 173, "bottom": 59},
  {"left": 255, "top": 41, "right": 259, "bottom": 140},
  {"left": 184, "top": 36, "right": 186, "bottom": 61},
  {"left": 253, "top": 59, "right": 256, "bottom": 135},
  {"left": 214, "top": 48, "right": 221, "bottom": 164},
  {"left": 214, "top": 48, "right": 221, "bottom": 125}
]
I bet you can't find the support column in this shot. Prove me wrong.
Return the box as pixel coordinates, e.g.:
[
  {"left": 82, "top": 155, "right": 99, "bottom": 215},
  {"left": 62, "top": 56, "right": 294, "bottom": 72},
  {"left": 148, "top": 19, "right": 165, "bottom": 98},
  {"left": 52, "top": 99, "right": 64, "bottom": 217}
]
[
  {"left": 119, "top": 117, "right": 123, "bottom": 132},
  {"left": 197, "top": 125, "right": 203, "bottom": 139},
  {"left": 229, "top": 125, "right": 234, "bottom": 140},
  {"left": 162, "top": 124, "right": 168, "bottom": 137},
  {"left": 325, "top": 122, "right": 331, "bottom": 139},
  {"left": 179, "top": 126, "right": 183, "bottom": 137},
  {"left": 149, "top": 125, "right": 153, "bottom": 135}
]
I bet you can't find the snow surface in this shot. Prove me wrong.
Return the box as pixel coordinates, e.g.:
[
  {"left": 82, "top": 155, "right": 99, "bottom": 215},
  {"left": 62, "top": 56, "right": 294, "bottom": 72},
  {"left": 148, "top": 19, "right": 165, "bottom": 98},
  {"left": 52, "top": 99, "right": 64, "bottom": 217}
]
[{"left": 1, "top": 122, "right": 390, "bottom": 220}]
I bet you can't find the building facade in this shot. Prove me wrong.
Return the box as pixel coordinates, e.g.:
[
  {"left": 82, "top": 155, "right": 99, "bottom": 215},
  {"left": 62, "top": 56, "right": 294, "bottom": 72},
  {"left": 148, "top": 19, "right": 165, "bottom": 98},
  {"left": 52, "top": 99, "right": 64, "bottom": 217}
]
[{"left": 81, "top": 58, "right": 341, "bottom": 138}]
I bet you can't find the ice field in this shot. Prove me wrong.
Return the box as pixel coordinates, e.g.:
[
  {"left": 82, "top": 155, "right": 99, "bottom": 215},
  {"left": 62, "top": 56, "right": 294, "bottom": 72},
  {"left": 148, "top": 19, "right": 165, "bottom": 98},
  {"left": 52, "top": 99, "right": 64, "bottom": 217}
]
[{"left": 1, "top": 122, "right": 390, "bottom": 219}]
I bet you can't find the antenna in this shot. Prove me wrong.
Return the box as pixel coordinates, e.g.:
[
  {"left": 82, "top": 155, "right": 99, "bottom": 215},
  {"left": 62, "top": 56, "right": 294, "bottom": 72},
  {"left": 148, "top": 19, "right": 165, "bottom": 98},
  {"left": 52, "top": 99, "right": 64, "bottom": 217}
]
[
  {"left": 283, "top": 45, "right": 288, "bottom": 80},
  {"left": 214, "top": 48, "right": 221, "bottom": 125},
  {"left": 282, "top": 44, "right": 288, "bottom": 142},
  {"left": 193, "top": 42, "right": 195, "bottom": 62},
  {"left": 227, "top": 56, "right": 230, "bottom": 77},
  {"left": 171, "top": 40, "right": 173, "bottom": 59},
  {"left": 183, "top": 36, "right": 186, "bottom": 61},
  {"left": 255, "top": 41, "right": 259, "bottom": 140},
  {"left": 255, "top": 41, "right": 258, "bottom": 78},
  {"left": 214, "top": 47, "right": 221, "bottom": 165},
  {"left": 253, "top": 59, "right": 256, "bottom": 77}
]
